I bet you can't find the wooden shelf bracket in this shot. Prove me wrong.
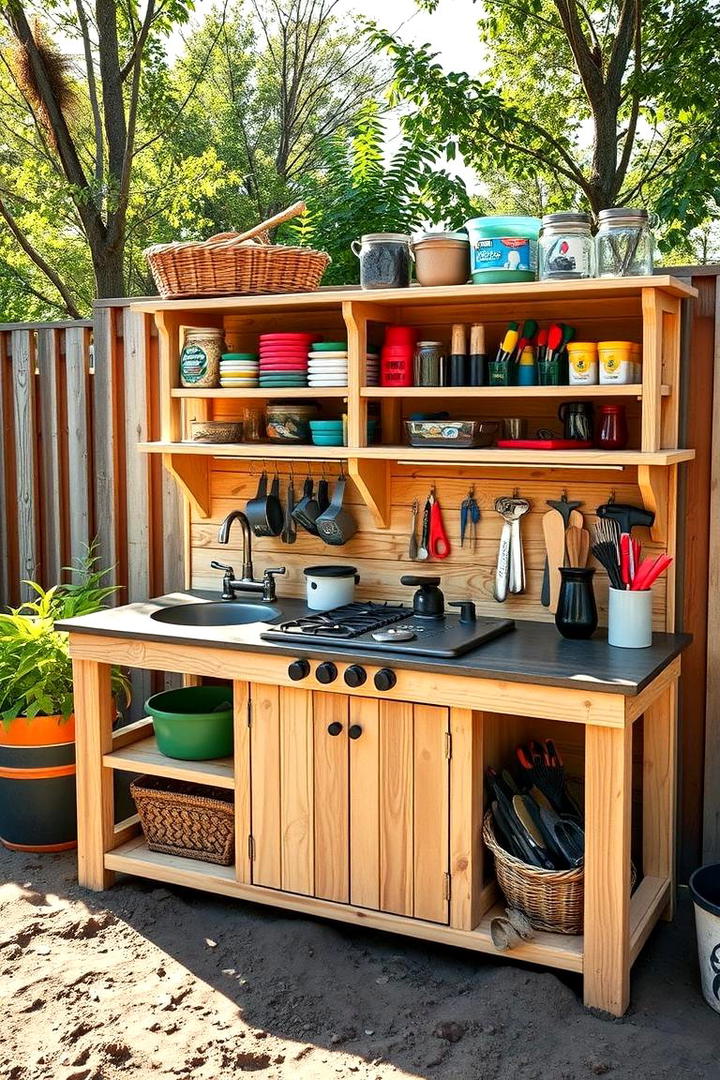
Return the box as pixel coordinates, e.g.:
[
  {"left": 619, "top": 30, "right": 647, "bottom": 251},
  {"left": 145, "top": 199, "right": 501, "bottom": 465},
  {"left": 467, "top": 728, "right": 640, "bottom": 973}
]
[
  {"left": 163, "top": 453, "right": 211, "bottom": 518},
  {"left": 347, "top": 457, "right": 390, "bottom": 529}
]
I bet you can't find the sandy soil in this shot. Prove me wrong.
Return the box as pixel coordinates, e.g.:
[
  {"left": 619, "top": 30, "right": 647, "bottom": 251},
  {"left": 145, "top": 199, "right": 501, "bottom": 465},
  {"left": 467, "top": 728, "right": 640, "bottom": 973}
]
[{"left": 1, "top": 846, "right": 717, "bottom": 1080}]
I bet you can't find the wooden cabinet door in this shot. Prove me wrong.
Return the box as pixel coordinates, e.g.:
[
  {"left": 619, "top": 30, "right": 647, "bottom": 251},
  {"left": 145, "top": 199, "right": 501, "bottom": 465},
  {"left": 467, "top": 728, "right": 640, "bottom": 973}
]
[
  {"left": 349, "top": 698, "right": 450, "bottom": 924},
  {"left": 249, "top": 683, "right": 315, "bottom": 896}
]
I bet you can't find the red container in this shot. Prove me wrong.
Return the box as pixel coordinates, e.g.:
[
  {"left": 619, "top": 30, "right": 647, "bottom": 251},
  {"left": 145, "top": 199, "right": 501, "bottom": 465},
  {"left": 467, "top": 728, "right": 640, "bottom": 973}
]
[
  {"left": 385, "top": 325, "right": 416, "bottom": 348},
  {"left": 596, "top": 404, "right": 628, "bottom": 450},
  {"left": 381, "top": 348, "right": 413, "bottom": 386}
]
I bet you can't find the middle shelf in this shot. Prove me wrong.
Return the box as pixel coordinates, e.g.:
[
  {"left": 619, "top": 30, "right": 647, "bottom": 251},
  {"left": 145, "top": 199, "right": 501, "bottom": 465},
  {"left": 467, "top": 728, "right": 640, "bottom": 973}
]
[{"left": 104, "top": 731, "right": 235, "bottom": 790}]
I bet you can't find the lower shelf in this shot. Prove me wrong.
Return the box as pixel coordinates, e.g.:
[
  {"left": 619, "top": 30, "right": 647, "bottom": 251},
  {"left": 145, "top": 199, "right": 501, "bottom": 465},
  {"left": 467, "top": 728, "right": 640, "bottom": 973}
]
[{"left": 105, "top": 837, "right": 583, "bottom": 972}]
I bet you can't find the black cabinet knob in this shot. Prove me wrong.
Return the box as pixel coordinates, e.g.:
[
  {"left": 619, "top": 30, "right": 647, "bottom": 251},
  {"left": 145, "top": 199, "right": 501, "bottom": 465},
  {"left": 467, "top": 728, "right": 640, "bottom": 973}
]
[
  {"left": 316, "top": 661, "right": 338, "bottom": 685},
  {"left": 344, "top": 664, "right": 367, "bottom": 688},
  {"left": 327, "top": 721, "right": 343, "bottom": 736},
  {"left": 348, "top": 724, "right": 363, "bottom": 740},
  {"left": 374, "top": 668, "right": 397, "bottom": 692},
  {"left": 288, "top": 659, "right": 310, "bottom": 681}
]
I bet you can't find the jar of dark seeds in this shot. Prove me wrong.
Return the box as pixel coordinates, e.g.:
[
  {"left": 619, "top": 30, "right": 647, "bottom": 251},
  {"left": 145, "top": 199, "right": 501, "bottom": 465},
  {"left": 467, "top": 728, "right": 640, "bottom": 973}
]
[{"left": 352, "top": 233, "right": 413, "bottom": 289}]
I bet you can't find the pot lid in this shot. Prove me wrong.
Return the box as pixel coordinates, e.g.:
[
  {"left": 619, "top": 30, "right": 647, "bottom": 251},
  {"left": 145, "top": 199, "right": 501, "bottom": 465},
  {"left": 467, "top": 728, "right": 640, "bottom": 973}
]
[
  {"left": 413, "top": 230, "right": 469, "bottom": 245},
  {"left": 303, "top": 565, "right": 359, "bottom": 578},
  {"left": 358, "top": 233, "right": 412, "bottom": 243}
]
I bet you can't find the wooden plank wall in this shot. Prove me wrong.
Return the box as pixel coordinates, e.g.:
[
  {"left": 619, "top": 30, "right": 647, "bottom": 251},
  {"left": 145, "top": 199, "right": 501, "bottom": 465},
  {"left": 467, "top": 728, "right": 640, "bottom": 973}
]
[{"left": 0, "top": 306, "right": 185, "bottom": 714}]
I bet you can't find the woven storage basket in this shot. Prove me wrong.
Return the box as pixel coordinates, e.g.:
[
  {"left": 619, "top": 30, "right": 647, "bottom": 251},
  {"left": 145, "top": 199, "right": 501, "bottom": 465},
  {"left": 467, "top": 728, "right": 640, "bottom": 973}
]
[
  {"left": 483, "top": 810, "right": 584, "bottom": 934},
  {"left": 145, "top": 201, "right": 330, "bottom": 299},
  {"left": 131, "top": 775, "right": 234, "bottom": 866}
]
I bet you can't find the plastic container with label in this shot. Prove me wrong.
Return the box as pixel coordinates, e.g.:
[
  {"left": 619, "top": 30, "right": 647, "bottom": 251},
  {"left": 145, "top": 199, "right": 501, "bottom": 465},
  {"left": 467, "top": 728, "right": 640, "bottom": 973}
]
[
  {"left": 180, "top": 328, "right": 224, "bottom": 388},
  {"left": 540, "top": 213, "right": 595, "bottom": 280},
  {"left": 465, "top": 216, "right": 541, "bottom": 284},
  {"left": 598, "top": 340, "right": 634, "bottom": 384},
  {"left": 567, "top": 341, "right": 599, "bottom": 384}
]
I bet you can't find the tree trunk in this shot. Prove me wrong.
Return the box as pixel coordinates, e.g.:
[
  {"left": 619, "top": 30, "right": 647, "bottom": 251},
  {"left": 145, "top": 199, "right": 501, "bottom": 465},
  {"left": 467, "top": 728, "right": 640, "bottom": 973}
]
[{"left": 92, "top": 244, "right": 126, "bottom": 299}]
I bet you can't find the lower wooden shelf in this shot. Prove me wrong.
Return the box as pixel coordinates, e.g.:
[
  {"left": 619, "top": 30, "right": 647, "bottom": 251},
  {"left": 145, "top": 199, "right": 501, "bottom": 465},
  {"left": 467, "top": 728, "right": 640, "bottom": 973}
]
[
  {"left": 105, "top": 838, "right": 669, "bottom": 979},
  {"left": 103, "top": 733, "right": 235, "bottom": 790}
]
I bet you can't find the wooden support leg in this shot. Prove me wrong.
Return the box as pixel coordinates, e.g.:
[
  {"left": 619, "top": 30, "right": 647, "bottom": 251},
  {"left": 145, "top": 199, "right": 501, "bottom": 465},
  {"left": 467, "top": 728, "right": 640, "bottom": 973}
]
[
  {"left": 643, "top": 678, "right": 678, "bottom": 920},
  {"left": 583, "top": 720, "right": 632, "bottom": 1016},
  {"left": 73, "top": 659, "right": 115, "bottom": 890},
  {"left": 449, "top": 708, "right": 489, "bottom": 930}
]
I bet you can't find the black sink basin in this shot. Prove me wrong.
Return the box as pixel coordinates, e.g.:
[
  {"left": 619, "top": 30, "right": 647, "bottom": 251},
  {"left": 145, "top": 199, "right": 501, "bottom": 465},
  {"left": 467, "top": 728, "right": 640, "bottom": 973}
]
[{"left": 150, "top": 602, "right": 282, "bottom": 627}]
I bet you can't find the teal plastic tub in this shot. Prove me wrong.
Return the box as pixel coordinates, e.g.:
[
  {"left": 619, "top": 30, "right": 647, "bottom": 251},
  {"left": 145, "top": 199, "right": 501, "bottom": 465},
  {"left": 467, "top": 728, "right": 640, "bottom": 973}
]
[
  {"left": 465, "top": 216, "right": 541, "bottom": 284},
  {"left": 145, "top": 685, "right": 233, "bottom": 761}
]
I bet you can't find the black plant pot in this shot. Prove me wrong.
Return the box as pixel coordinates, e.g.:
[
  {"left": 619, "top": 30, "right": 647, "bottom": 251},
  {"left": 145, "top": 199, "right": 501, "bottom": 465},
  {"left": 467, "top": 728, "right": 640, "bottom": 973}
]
[{"left": 555, "top": 567, "right": 598, "bottom": 639}]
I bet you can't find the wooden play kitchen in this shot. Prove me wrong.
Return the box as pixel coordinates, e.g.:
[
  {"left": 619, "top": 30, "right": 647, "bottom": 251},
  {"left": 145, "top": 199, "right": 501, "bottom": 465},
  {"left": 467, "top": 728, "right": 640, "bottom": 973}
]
[{"left": 61, "top": 275, "right": 695, "bottom": 1018}]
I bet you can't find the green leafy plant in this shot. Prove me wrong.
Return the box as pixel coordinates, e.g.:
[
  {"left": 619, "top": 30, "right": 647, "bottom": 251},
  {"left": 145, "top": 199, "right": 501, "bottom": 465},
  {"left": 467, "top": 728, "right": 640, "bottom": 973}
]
[{"left": 0, "top": 549, "right": 131, "bottom": 725}]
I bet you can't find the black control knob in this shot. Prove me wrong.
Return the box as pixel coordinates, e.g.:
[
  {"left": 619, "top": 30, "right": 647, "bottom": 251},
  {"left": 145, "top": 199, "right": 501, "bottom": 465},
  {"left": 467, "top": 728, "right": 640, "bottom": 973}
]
[
  {"left": 344, "top": 664, "right": 367, "bottom": 688},
  {"left": 348, "top": 724, "right": 363, "bottom": 740},
  {"left": 288, "top": 658, "right": 310, "bottom": 681},
  {"left": 374, "top": 668, "right": 397, "bottom": 692},
  {"left": 449, "top": 600, "right": 477, "bottom": 624},
  {"left": 327, "top": 721, "right": 343, "bottom": 736},
  {"left": 316, "top": 661, "right": 338, "bottom": 685}
]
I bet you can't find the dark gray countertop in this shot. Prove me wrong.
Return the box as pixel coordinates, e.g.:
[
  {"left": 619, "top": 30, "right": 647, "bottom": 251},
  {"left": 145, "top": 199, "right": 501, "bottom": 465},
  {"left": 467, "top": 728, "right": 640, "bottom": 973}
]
[{"left": 57, "top": 591, "right": 691, "bottom": 696}]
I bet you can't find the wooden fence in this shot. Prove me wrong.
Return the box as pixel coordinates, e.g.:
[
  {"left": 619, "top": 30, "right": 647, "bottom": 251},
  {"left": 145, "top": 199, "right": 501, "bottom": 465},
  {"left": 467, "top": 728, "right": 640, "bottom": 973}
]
[
  {"left": 0, "top": 272, "right": 718, "bottom": 872},
  {"left": 0, "top": 304, "right": 184, "bottom": 607}
]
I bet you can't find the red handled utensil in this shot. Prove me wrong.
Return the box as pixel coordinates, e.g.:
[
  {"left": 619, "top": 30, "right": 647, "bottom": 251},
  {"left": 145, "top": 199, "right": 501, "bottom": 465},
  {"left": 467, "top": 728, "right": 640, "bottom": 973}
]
[
  {"left": 631, "top": 553, "right": 673, "bottom": 591},
  {"left": 428, "top": 492, "right": 451, "bottom": 559}
]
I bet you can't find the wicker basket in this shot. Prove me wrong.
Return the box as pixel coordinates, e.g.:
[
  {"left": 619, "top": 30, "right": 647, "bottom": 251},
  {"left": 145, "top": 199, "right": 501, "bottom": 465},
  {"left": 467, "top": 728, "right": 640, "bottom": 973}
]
[
  {"left": 483, "top": 810, "right": 584, "bottom": 934},
  {"left": 144, "top": 201, "right": 330, "bottom": 299},
  {"left": 131, "top": 775, "right": 234, "bottom": 866}
]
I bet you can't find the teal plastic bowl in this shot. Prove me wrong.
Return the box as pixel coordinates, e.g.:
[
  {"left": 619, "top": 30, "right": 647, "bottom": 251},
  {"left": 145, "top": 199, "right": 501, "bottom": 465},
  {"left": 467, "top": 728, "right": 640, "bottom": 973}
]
[
  {"left": 310, "top": 420, "right": 343, "bottom": 429},
  {"left": 145, "top": 685, "right": 233, "bottom": 760},
  {"left": 311, "top": 433, "right": 344, "bottom": 446}
]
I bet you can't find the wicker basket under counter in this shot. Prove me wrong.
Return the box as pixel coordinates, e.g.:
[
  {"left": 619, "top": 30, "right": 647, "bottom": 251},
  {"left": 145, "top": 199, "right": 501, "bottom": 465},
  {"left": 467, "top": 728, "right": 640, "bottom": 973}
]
[{"left": 131, "top": 775, "right": 234, "bottom": 866}]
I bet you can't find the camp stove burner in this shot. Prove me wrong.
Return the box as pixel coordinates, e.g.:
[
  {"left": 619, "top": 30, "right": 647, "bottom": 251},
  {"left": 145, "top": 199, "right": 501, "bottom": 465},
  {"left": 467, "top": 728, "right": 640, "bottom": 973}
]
[{"left": 273, "top": 602, "right": 410, "bottom": 640}]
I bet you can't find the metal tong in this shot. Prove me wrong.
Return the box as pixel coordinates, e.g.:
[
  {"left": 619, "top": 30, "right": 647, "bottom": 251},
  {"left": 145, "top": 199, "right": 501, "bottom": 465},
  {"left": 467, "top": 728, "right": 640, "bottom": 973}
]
[{"left": 493, "top": 493, "right": 531, "bottom": 602}]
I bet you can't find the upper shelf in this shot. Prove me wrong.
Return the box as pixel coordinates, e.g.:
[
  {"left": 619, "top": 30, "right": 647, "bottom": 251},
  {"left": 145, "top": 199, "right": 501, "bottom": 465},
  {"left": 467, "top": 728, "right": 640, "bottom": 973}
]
[
  {"left": 139, "top": 441, "right": 695, "bottom": 467},
  {"left": 131, "top": 275, "right": 697, "bottom": 316}
]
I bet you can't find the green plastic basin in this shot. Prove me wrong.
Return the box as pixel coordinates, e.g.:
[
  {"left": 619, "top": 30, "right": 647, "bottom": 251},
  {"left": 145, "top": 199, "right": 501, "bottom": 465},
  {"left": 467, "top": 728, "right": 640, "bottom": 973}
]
[{"left": 145, "top": 685, "right": 233, "bottom": 761}]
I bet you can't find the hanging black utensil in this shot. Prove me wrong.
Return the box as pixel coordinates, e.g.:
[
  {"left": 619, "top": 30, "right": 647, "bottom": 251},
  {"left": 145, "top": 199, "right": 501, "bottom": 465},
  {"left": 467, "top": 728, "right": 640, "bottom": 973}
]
[
  {"left": 317, "top": 477, "right": 330, "bottom": 514},
  {"left": 246, "top": 471, "right": 284, "bottom": 537},
  {"left": 282, "top": 474, "right": 297, "bottom": 544},
  {"left": 316, "top": 475, "right": 357, "bottom": 546},
  {"left": 291, "top": 475, "right": 320, "bottom": 535}
]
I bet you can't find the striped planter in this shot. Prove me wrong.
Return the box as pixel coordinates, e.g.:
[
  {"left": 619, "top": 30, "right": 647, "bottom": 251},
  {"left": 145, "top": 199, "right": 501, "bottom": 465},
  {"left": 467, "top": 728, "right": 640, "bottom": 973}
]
[{"left": 0, "top": 713, "right": 77, "bottom": 852}]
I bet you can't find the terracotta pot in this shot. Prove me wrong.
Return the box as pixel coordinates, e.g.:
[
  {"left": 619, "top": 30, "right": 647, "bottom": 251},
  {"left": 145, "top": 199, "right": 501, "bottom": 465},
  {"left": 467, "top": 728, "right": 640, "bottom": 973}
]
[{"left": 0, "top": 713, "right": 77, "bottom": 852}]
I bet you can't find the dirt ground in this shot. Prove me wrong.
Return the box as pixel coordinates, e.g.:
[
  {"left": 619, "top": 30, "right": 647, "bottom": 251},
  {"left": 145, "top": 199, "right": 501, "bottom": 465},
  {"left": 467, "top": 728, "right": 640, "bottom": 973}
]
[{"left": 1, "top": 846, "right": 717, "bottom": 1080}]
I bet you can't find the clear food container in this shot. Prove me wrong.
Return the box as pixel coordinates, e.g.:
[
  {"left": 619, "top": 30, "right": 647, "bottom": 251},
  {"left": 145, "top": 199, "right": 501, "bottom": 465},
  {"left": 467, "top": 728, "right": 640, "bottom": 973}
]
[
  {"left": 539, "top": 213, "right": 595, "bottom": 280},
  {"left": 404, "top": 419, "right": 499, "bottom": 448},
  {"left": 352, "top": 233, "right": 413, "bottom": 289}
]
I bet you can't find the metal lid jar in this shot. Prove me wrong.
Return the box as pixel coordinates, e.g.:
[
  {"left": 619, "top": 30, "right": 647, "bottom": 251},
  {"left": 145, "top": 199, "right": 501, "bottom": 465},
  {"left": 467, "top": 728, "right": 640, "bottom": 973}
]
[
  {"left": 539, "top": 212, "right": 595, "bottom": 280},
  {"left": 352, "top": 233, "right": 413, "bottom": 290},
  {"left": 180, "top": 327, "right": 224, "bottom": 388},
  {"left": 412, "top": 231, "right": 470, "bottom": 287},
  {"left": 596, "top": 208, "right": 653, "bottom": 278}
]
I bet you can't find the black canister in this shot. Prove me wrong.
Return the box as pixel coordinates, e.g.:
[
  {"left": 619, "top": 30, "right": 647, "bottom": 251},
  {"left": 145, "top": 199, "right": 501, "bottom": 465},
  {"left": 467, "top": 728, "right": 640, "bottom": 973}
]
[
  {"left": 555, "top": 567, "right": 598, "bottom": 639},
  {"left": 558, "top": 401, "right": 594, "bottom": 441}
]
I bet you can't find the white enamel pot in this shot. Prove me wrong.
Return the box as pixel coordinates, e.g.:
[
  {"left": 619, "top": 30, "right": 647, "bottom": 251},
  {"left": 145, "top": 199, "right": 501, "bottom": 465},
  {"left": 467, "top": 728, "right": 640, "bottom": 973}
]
[{"left": 304, "top": 565, "right": 360, "bottom": 611}]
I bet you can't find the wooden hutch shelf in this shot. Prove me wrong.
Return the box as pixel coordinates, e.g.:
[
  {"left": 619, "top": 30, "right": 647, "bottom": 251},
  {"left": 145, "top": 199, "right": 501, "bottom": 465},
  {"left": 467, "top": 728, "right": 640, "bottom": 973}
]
[
  {"left": 360, "top": 384, "right": 670, "bottom": 399},
  {"left": 104, "top": 732, "right": 235, "bottom": 790}
]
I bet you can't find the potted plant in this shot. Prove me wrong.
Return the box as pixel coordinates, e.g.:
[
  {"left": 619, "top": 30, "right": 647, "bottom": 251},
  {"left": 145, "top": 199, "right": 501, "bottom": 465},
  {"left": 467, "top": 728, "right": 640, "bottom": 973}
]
[{"left": 0, "top": 552, "right": 130, "bottom": 852}]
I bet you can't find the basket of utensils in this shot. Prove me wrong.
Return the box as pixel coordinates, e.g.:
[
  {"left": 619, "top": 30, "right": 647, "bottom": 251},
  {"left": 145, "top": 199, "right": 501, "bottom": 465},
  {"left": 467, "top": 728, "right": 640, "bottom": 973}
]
[
  {"left": 144, "top": 201, "right": 330, "bottom": 299},
  {"left": 484, "top": 738, "right": 637, "bottom": 935},
  {"left": 484, "top": 738, "right": 587, "bottom": 934},
  {"left": 130, "top": 775, "right": 234, "bottom": 865}
]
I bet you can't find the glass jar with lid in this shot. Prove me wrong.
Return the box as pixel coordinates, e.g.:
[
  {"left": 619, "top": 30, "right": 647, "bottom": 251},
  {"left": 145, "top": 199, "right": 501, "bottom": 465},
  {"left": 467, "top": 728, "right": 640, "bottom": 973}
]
[
  {"left": 179, "top": 327, "right": 223, "bottom": 388},
  {"left": 352, "top": 233, "right": 413, "bottom": 289},
  {"left": 539, "top": 212, "right": 595, "bottom": 280},
  {"left": 596, "top": 208, "right": 654, "bottom": 277}
]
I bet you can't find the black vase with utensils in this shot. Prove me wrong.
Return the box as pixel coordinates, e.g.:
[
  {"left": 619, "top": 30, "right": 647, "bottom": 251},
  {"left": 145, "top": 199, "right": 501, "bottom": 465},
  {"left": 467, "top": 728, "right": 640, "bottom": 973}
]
[
  {"left": 558, "top": 401, "right": 593, "bottom": 442},
  {"left": 555, "top": 566, "right": 598, "bottom": 639}
]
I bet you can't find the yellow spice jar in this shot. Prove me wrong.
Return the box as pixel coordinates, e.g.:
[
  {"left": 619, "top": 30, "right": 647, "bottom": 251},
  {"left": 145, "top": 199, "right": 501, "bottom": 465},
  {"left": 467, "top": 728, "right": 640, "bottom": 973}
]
[
  {"left": 598, "top": 340, "right": 634, "bottom": 385},
  {"left": 180, "top": 327, "right": 224, "bottom": 388},
  {"left": 567, "top": 341, "right": 598, "bottom": 384}
]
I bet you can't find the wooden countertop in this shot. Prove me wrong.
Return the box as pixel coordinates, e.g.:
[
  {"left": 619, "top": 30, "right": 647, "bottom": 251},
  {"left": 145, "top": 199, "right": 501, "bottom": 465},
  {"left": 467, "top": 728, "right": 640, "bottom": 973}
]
[{"left": 57, "top": 592, "right": 691, "bottom": 696}]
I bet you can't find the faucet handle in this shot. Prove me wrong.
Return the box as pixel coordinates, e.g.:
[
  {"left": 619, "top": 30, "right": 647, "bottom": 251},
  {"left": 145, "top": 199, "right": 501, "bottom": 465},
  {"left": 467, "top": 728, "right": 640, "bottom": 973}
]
[
  {"left": 263, "top": 567, "right": 286, "bottom": 577},
  {"left": 211, "top": 560, "right": 235, "bottom": 576},
  {"left": 262, "top": 567, "right": 286, "bottom": 602}
]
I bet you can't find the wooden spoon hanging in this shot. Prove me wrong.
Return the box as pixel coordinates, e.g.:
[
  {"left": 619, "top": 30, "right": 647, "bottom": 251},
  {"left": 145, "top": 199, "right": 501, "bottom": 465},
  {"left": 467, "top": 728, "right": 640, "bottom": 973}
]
[{"left": 543, "top": 510, "right": 566, "bottom": 613}]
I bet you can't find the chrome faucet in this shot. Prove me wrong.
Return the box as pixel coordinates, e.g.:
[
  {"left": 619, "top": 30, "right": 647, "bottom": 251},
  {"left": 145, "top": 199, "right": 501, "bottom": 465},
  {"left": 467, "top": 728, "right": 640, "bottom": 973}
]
[{"left": 214, "top": 510, "right": 285, "bottom": 602}]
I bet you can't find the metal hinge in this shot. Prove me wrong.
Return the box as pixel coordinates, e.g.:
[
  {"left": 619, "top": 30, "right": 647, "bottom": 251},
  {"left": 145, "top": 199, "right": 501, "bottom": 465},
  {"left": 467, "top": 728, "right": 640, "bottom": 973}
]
[
  {"left": 247, "top": 699, "right": 252, "bottom": 727},
  {"left": 444, "top": 873, "right": 451, "bottom": 901},
  {"left": 445, "top": 732, "right": 452, "bottom": 759},
  {"left": 248, "top": 834, "right": 255, "bottom": 861}
]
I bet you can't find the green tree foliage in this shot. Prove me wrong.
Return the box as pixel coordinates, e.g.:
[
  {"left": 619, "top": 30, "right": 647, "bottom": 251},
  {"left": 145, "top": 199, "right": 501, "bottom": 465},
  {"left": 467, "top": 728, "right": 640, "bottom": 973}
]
[
  {"left": 293, "top": 103, "right": 475, "bottom": 284},
  {"left": 372, "top": 0, "right": 720, "bottom": 248}
]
